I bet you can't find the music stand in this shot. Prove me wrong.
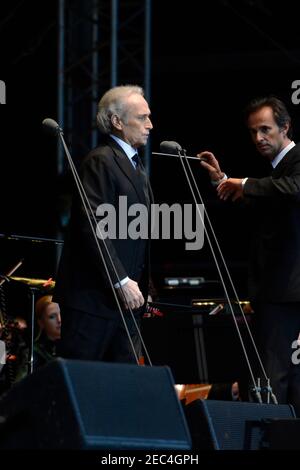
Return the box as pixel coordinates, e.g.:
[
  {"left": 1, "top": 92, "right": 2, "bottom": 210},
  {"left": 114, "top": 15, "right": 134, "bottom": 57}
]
[
  {"left": 27, "top": 286, "right": 39, "bottom": 374},
  {"left": 143, "top": 300, "right": 254, "bottom": 384}
]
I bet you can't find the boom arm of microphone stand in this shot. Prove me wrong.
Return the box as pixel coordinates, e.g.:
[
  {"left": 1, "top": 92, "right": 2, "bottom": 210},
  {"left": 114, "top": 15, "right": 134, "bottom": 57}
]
[{"left": 152, "top": 152, "right": 207, "bottom": 161}]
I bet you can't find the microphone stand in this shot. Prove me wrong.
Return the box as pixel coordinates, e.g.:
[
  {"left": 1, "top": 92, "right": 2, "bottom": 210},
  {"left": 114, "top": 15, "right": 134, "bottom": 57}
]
[
  {"left": 157, "top": 142, "right": 270, "bottom": 403},
  {"left": 152, "top": 151, "right": 201, "bottom": 161}
]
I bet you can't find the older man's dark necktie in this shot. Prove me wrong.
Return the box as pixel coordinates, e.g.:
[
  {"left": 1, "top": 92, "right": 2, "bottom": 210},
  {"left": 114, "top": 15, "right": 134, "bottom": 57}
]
[
  {"left": 132, "top": 153, "right": 150, "bottom": 208},
  {"left": 132, "top": 153, "right": 139, "bottom": 169}
]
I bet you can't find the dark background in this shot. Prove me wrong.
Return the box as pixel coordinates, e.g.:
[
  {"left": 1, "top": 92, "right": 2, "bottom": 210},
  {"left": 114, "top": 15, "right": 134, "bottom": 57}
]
[{"left": 1, "top": 0, "right": 300, "bottom": 299}]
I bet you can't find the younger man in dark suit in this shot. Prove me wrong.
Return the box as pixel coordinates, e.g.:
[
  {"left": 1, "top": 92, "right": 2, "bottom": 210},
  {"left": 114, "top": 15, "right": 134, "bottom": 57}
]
[{"left": 198, "top": 96, "right": 300, "bottom": 416}]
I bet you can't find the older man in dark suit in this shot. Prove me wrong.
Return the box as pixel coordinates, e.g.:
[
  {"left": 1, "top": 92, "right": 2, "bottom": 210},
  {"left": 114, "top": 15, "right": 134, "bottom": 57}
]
[{"left": 54, "top": 85, "right": 153, "bottom": 363}]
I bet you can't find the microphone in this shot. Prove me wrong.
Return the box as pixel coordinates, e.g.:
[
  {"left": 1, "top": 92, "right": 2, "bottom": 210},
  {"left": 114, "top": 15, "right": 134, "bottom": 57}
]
[
  {"left": 160, "top": 140, "right": 182, "bottom": 154},
  {"left": 42, "top": 118, "right": 63, "bottom": 135}
]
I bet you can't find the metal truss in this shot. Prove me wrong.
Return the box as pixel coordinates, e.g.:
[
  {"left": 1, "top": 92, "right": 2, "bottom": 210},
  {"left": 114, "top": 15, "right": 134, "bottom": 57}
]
[{"left": 57, "top": 0, "right": 152, "bottom": 175}]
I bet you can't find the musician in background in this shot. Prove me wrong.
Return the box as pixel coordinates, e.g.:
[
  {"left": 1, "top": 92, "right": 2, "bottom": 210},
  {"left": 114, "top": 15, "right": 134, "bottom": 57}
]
[
  {"left": 13, "top": 296, "right": 61, "bottom": 382},
  {"left": 199, "top": 96, "right": 300, "bottom": 416},
  {"left": 0, "top": 313, "right": 28, "bottom": 392},
  {"left": 33, "top": 295, "right": 61, "bottom": 367}
]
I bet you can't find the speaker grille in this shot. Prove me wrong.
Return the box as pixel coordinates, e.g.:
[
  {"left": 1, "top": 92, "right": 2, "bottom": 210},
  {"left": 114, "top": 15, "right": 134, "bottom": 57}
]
[
  {"left": 0, "top": 359, "right": 191, "bottom": 450},
  {"left": 185, "top": 399, "right": 295, "bottom": 450}
]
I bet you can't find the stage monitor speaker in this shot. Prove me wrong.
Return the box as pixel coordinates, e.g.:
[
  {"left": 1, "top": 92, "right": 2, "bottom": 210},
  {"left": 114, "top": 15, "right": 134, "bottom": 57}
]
[
  {"left": 0, "top": 359, "right": 191, "bottom": 450},
  {"left": 184, "top": 399, "right": 295, "bottom": 450}
]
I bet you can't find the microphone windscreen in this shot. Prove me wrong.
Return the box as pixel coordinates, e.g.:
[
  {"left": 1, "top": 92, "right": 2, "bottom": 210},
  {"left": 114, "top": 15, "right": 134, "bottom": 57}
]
[
  {"left": 42, "top": 118, "right": 61, "bottom": 134},
  {"left": 160, "top": 141, "right": 182, "bottom": 154}
]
